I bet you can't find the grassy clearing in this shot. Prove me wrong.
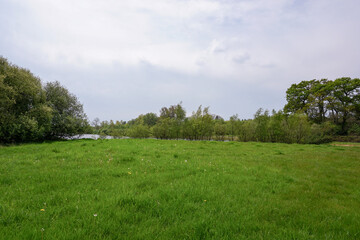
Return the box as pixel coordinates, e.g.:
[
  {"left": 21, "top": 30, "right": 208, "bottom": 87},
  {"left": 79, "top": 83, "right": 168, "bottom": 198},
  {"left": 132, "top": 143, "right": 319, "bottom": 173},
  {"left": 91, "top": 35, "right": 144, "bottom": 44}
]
[{"left": 0, "top": 139, "right": 359, "bottom": 239}]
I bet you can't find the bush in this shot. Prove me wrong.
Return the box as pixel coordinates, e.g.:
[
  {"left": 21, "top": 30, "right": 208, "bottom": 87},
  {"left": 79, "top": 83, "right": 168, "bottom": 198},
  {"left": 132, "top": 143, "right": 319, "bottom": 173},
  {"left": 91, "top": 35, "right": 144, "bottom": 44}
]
[{"left": 127, "top": 125, "right": 150, "bottom": 138}]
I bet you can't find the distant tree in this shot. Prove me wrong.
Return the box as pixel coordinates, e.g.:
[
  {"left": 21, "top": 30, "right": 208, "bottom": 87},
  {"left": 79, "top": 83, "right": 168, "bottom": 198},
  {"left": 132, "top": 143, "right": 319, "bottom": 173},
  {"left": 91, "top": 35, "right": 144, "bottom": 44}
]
[
  {"left": 214, "top": 118, "right": 226, "bottom": 141},
  {"left": 328, "top": 77, "right": 360, "bottom": 134},
  {"left": 268, "top": 110, "right": 286, "bottom": 142},
  {"left": 152, "top": 117, "right": 172, "bottom": 139},
  {"left": 284, "top": 113, "right": 311, "bottom": 143},
  {"left": 92, "top": 117, "right": 101, "bottom": 129},
  {"left": 284, "top": 80, "right": 314, "bottom": 115},
  {"left": 307, "top": 79, "right": 332, "bottom": 123},
  {"left": 185, "top": 105, "right": 214, "bottom": 140},
  {"left": 127, "top": 124, "right": 150, "bottom": 138},
  {"left": 227, "top": 114, "right": 239, "bottom": 141},
  {"left": 160, "top": 102, "right": 186, "bottom": 121},
  {"left": 143, "top": 112, "right": 158, "bottom": 126},
  {"left": 284, "top": 77, "right": 360, "bottom": 135},
  {"left": 254, "top": 108, "right": 270, "bottom": 142},
  {"left": 237, "top": 120, "right": 256, "bottom": 142},
  {"left": 156, "top": 102, "right": 186, "bottom": 139}
]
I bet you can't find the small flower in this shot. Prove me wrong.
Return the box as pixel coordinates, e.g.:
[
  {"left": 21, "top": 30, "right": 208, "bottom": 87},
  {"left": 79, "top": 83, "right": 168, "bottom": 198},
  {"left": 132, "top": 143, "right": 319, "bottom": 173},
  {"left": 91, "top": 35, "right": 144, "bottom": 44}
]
[
  {"left": 40, "top": 209, "right": 45, "bottom": 211},
  {"left": 204, "top": 200, "right": 207, "bottom": 202},
  {"left": 128, "top": 172, "right": 132, "bottom": 175},
  {"left": 93, "top": 213, "right": 97, "bottom": 217},
  {"left": 41, "top": 228, "right": 45, "bottom": 232},
  {"left": 184, "top": 160, "right": 187, "bottom": 163}
]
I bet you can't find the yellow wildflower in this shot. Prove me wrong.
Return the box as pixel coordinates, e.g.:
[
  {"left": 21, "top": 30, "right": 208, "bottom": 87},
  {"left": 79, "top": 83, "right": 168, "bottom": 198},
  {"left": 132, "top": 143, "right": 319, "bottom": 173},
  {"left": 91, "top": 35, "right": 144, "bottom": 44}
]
[{"left": 40, "top": 209, "right": 45, "bottom": 211}]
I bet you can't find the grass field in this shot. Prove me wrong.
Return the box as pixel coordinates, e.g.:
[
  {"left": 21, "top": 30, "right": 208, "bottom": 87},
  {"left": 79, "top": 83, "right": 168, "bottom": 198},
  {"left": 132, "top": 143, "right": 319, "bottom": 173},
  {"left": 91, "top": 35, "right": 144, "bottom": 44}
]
[{"left": 1, "top": 139, "right": 360, "bottom": 239}]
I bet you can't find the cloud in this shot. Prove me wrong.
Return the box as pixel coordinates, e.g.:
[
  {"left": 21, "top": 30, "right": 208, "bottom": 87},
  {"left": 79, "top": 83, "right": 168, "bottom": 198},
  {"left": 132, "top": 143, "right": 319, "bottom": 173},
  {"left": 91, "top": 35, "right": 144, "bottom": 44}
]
[{"left": 1, "top": 0, "right": 359, "bottom": 121}]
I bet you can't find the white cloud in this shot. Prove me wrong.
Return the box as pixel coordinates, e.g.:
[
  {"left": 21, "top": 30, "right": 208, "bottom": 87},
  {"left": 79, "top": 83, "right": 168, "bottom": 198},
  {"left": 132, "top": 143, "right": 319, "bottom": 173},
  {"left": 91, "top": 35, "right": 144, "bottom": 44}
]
[
  {"left": 1, "top": 0, "right": 359, "bottom": 120},
  {"left": 3, "top": 0, "right": 298, "bottom": 76}
]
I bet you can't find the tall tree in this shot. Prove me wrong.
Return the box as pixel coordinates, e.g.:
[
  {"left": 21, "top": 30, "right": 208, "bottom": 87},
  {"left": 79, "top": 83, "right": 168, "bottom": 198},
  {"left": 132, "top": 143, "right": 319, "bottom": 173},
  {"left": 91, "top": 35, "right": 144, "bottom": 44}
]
[
  {"left": 328, "top": 77, "right": 360, "bottom": 133},
  {"left": 0, "top": 57, "right": 51, "bottom": 142},
  {"left": 44, "top": 81, "right": 88, "bottom": 139},
  {"left": 284, "top": 80, "right": 314, "bottom": 115}
]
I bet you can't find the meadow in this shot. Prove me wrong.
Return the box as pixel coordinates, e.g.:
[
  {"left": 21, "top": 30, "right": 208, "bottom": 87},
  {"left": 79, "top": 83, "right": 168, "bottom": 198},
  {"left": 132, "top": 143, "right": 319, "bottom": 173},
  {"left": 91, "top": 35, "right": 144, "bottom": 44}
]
[{"left": 0, "top": 139, "right": 359, "bottom": 239}]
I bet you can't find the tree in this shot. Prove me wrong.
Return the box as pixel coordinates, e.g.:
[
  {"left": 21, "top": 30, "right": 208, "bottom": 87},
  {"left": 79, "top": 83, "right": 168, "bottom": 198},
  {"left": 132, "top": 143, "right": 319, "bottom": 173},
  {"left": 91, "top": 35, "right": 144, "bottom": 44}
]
[
  {"left": 237, "top": 120, "right": 256, "bottom": 142},
  {"left": 0, "top": 57, "right": 51, "bottom": 142},
  {"left": 127, "top": 124, "right": 150, "bottom": 138},
  {"left": 92, "top": 117, "right": 101, "bottom": 130},
  {"left": 284, "top": 113, "right": 311, "bottom": 143},
  {"left": 185, "top": 106, "right": 214, "bottom": 140},
  {"left": 214, "top": 118, "right": 226, "bottom": 141},
  {"left": 227, "top": 114, "right": 239, "bottom": 141},
  {"left": 284, "top": 80, "right": 314, "bottom": 115},
  {"left": 143, "top": 113, "right": 158, "bottom": 126},
  {"left": 44, "top": 81, "right": 89, "bottom": 139},
  {"left": 328, "top": 77, "right": 360, "bottom": 134},
  {"left": 268, "top": 110, "right": 286, "bottom": 142},
  {"left": 284, "top": 78, "right": 360, "bottom": 135},
  {"left": 307, "top": 79, "right": 332, "bottom": 123},
  {"left": 157, "top": 102, "right": 186, "bottom": 139},
  {"left": 254, "top": 108, "right": 270, "bottom": 142}
]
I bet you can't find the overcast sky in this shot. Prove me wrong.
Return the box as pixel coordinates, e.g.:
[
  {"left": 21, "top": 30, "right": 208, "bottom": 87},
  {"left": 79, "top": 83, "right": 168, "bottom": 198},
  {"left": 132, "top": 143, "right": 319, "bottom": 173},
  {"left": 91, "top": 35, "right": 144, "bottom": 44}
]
[{"left": 1, "top": 0, "right": 359, "bottom": 121}]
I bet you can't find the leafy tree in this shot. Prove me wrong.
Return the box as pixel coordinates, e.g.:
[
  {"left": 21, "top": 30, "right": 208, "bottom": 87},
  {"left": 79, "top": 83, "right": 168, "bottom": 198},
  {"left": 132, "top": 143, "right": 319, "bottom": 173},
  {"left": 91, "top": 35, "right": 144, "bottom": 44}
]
[
  {"left": 0, "top": 57, "right": 51, "bottom": 142},
  {"left": 254, "top": 108, "right": 270, "bottom": 142},
  {"left": 227, "top": 115, "right": 239, "bottom": 141},
  {"left": 284, "top": 80, "right": 314, "bottom": 115},
  {"left": 44, "top": 81, "right": 88, "bottom": 139},
  {"left": 143, "top": 113, "right": 158, "bottom": 126},
  {"left": 328, "top": 77, "right": 360, "bottom": 133},
  {"left": 284, "top": 113, "right": 311, "bottom": 143},
  {"left": 268, "top": 110, "right": 286, "bottom": 142},
  {"left": 284, "top": 77, "right": 360, "bottom": 135},
  {"left": 156, "top": 102, "right": 186, "bottom": 139},
  {"left": 127, "top": 124, "right": 150, "bottom": 138},
  {"left": 214, "top": 118, "right": 226, "bottom": 141},
  {"left": 185, "top": 106, "right": 214, "bottom": 140},
  {"left": 152, "top": 117, "right": 172, "bottom": 139},
  {"left": 237, "top": 120, "right": 256, "bottom": 142},
  {"left": 307, "top": 79, "right": 332, "bottom": 123},
  {"left": 160, "top": 102, "right": 186, "bottom": 121}
]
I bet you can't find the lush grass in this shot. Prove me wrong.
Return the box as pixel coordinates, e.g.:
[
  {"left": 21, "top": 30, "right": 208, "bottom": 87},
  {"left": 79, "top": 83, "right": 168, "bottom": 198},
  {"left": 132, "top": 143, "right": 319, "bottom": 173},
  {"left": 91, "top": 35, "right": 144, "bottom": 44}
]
[{"left": 1, "top": 139, "right": 359, "bottom": 239}]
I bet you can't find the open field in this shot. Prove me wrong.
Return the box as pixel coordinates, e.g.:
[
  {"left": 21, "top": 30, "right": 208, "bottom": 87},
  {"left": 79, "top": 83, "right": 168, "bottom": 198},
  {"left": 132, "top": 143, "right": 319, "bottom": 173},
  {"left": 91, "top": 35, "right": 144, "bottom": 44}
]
[{"left": 1, "top": 139, "right": 360, "bottom": 239}]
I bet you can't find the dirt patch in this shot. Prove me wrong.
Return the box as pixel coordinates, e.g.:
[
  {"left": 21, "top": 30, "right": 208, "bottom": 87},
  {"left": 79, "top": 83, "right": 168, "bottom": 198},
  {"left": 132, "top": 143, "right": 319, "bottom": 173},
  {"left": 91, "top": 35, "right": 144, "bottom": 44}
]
[{"left": 331, "top": 144, "right": 359, "bottom": 147}]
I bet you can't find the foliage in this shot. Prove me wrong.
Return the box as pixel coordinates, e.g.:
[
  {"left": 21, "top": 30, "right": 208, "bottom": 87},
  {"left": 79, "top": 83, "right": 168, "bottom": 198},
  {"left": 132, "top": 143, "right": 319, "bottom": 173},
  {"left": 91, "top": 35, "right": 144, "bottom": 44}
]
[
  {"left": 127, "top": 124, "right": 150, "bottom": 138},
  {"left": 44, "top": 81, "right": 88, "bottom": 139},
  {"left": 0, "top": 57, "right": 88, "bottom": 143},
  {"left": 284, "top": 77, "right": 360, "bottom": 134},
  {"left": 3, "top": 56, "right": 358, "bottom": 144}
]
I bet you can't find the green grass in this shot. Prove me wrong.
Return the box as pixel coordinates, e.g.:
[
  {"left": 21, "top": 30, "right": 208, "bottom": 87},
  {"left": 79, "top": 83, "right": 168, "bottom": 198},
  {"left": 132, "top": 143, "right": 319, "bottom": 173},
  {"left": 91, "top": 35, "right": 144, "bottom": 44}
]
[{"left": 1, "top": 139, "right": 359, "bottom": 239}]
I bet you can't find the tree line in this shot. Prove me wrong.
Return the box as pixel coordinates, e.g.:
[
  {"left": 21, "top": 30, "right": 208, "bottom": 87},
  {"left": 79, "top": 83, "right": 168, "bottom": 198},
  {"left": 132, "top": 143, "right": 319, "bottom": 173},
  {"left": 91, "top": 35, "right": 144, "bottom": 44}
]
[
  {"left": 92, "top": 84, "right": 360, "bottom": 144},
  {"left": 0, "top": 57, "right": 89, "bottom": 143},
  {"left": 93, "top": 78, "right": 360, "bottom": 143},
  {"left": 1, "top": 57, "right": 359, "bottom": 144}
]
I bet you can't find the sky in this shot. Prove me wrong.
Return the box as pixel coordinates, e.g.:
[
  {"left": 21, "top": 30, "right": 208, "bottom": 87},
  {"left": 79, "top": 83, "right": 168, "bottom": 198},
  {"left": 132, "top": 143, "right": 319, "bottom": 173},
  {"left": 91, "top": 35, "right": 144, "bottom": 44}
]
[{"left": 1, "top": 0, "right": 360, "bottom": 122}]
